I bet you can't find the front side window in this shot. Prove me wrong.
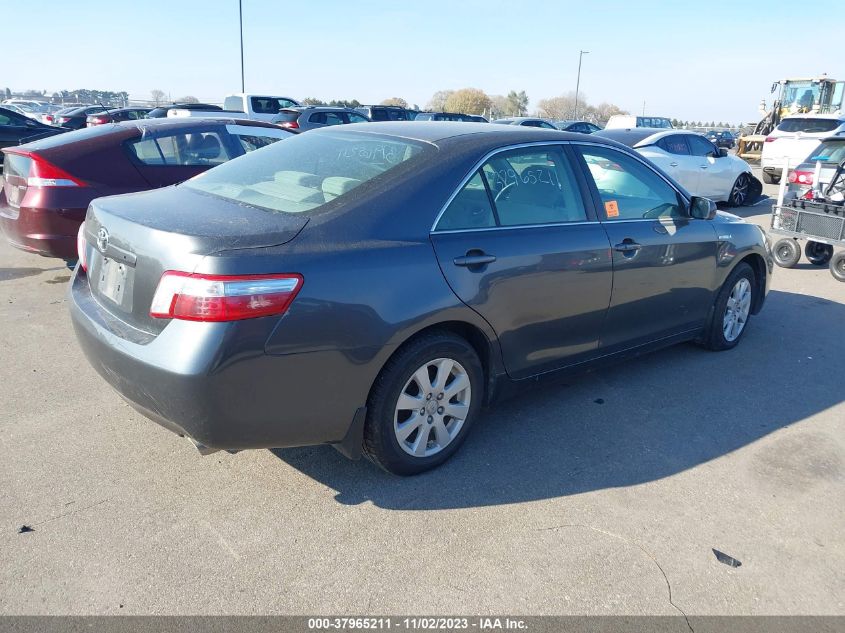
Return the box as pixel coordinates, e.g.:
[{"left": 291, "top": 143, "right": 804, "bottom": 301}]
[
  {"left": 687, "top": 135, "right": 717, "bottom": 157},
  {"left": 346, "top": 112, "right": 369, "bottom": 123},
  {"left": 436, "top": 146, "right": 587, "bottom": 230},
  {"left": 577, "top": 145, "right": 685, "bottom": 220},
  {"left": 184, "top": 130, "right": 431, "bottom": 214},
  {"left": 250, "top": 97, "right": 297, "bottom": 114},
  {"left": 128, "top": 131, "right": 232, "bottom": 166}
]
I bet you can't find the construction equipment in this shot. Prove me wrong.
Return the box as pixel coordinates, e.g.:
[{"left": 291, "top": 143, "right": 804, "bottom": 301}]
[{"left": 737, "top": 76, "right": 845, "bottom": 161}]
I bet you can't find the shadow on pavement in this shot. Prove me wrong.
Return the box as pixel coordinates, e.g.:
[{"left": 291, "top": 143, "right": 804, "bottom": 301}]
[{"left": 272, "top": 289, "right": 843, "bottom": 509}]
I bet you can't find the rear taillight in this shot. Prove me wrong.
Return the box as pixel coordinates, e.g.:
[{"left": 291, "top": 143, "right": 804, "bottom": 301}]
[
  {"left": 23, "top": 153, "right": 87, "bottom": 187},
  {"left": 278, "top": 120, "right": 299, "bottom": 129},
  {"left": 88, "top": 116, "right": 108, "bottom": 126},
  {"left": 788, "top": 170, "right": 814, "bottom": 185},
  {"left": 57, "top": 116, "right": 71, "bottom": 124},
  {"left": 77, "top": 223, "right": 88, "bottom": 272},
  {"left": 150, "top": 272, "right": 303, "bottom": 322},
  {"left": 44, "top": 115, "right": 53, "bottom": 124},
  {"left": 764, "top": 136, "right": 777, "bottom": 142}
]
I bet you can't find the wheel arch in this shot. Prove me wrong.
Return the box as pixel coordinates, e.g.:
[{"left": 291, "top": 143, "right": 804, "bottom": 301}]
[
  {"left": 372, "top": 320, "right": 503, "bottom": 407},
  {"left": 734, "top": 252, "right": 767, "bottom": 314}
]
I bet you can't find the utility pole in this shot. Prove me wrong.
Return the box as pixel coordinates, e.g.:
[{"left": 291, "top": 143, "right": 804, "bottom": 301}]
[
  {"left": 642, "top": 100, "right": 646, "bottom": 115},
  {"left": 574, "top": 50, "right": 589, "bottom": 119},
  {"left": 239, "top": 0, "right": 245, "bottom": 93}
]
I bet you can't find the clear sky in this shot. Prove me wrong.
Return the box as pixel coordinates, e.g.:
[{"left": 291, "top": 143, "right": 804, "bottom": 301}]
[{"left": 5, "top": 0, "right": 842, "bottom": 123}]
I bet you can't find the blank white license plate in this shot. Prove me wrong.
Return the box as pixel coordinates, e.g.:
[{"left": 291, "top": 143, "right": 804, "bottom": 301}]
[{"left": 98, "top": 257, "right": 128, "bottom": 305}]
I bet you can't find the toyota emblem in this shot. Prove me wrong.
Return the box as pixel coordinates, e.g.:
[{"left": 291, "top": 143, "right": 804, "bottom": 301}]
[{"left": 96, "top": 228, "right": 109, "bottom": 253}]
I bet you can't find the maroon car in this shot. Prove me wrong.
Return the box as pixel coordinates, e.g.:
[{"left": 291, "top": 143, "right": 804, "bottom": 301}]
[{"left": 0, "top": 118, "right": 294, "bottom": 260}]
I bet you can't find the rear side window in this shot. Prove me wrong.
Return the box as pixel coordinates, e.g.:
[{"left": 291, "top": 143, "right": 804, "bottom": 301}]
[
  {"left": 227, "top": 125, "right": 291, "bottom": 152},
  {"left": 128, "top": 131, "right": 232, "bottom": 166},
  {"left": 309, "top": 112, "right": 344, "bottom": 125},
  {"left": 436, "top": 146, "right": 587, "bottom": 231},
  {"left": 184, "top": 130, "right": 431, "bottom": 214},
  {"left": 346, "top": 112, "right": 369, "bottom": 123},
  {"left": 370, "top": 108, "right": 389, "bottom": 121},
  {"left": 777, "top": 118, "right": 842, "bottom": 133},
  {"left": 657, "top": 135, "right": 690, "bottom": 155}
]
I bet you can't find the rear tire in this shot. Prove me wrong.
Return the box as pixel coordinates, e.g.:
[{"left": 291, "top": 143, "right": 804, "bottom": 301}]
[
  {"left": 762, "top": 171, "right": 779, "bottom": 185},
  {"left": 830, "top": 251, "right": 845, "bottom": 282},
  {"left": 773, "top": 238, "right": 801, "bottom": 268},
  {"left": 701, "top": 263, "right": 755, "bottom": 351},
  {"left": 804, "top": 241, "right": 833, "bottom": 266},
  {"left": 363, "top": 331, "right": 484, "bottom": 476}
]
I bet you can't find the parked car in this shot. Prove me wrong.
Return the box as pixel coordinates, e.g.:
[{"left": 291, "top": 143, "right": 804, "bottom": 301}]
[
  {"left": 145, "top": 103, "right": 222, "bottom": 118},
  {"left": 492, "top": 117, "right": 557, "bottom": 129},
  {"left": 415, "top": 112, "right": 483, "bottom": 122},
  {"left": 55, "top": 105, "right": 108, "bottom": 130},
  {"left": 0, "top": 106, "right": 66, "bottom": 153},
  {"left": 594, "top": 128, "right": 759, "bottom": 206},
  {"left": 761, "top": 114, "right": 845, "bottom": 184},
  {"left": 70, "top": 122, "right": 771, "bottom": 475},
  {"left": 705, "top": 130, "right": 736, "bottom": 149},
  {"left": 785, "top": 135, "right": 845, "bottom": 201},
  {"left": 271, "top": 106, "right": 370, "bottom": 131},
  {"left": 42, "top": 106, "right": 87, "bottom": 126},
  {"left": 87, "top": 108, "right": 153, "bottom": 126},
  {"left": 355, "top": 105, "right": 416, "bottom": 121},
  {"left": 0, "top": 119, "right": 294, "bottom": 261},
  {"left": 3, "top": 104, "right": 38, "bottom": 119},
  {"left": 605, "top": 115, "right": 674, "bottom": 129},
  {"left": 169, "top": 94, "right": 301, "bottom": 122},
  {"left": 555, "top": 120, "right": 602, "bottom": 133}
]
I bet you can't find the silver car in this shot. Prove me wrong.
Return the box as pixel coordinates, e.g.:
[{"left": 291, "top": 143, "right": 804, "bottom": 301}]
[{"left": 271, "top": 106, "right": 370, "bottom": 132}]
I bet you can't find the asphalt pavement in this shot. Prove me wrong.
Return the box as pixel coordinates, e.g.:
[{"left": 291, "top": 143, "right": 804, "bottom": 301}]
[{"left": 0, "top": 170, "right": 842, "bottom": 616}]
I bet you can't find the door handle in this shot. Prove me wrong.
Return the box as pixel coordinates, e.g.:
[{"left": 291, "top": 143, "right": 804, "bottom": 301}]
[
  {"left": 614, "top": 240, "right": 642, "bottom": 254},
  {"left": 453, "top": 251, "right": 496, "bottom": 267},
  {"left": 669, "top": 162, "right": 678, "bottom": 167}
]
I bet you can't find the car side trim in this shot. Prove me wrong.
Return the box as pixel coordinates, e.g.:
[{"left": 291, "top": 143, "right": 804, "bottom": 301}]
[{"left": 433, "top": 220, "right": 601, "bottom": 235}]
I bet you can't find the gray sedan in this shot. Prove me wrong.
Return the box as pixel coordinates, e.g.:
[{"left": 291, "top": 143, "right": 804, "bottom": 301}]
[{"left": 70, "top": 123, "right": 773, "bottom": 475}]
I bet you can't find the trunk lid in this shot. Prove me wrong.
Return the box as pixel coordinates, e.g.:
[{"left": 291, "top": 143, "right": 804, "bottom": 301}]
[{"left": 82, "top": 185, "right": 308, "bottom": 334}]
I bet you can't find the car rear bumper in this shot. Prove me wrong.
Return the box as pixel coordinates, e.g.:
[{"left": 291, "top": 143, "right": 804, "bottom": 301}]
[
  {"left": 68, "top": 270, "right": 380, "bottom": 451},
  {"left": 0, "top": 200, "right": 84, "bottom": 259}
]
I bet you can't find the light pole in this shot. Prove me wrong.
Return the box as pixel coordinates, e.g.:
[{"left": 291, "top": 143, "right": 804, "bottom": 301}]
[
  {"left": 239, "top": 0, "right": 245, "bottom": 93},
  {"left": 574, "top": 50, "right": 589, "bottom": 119}
]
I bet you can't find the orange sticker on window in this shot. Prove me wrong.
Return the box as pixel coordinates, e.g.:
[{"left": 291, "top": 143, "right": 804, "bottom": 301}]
[{"left": 605, "top": 200, "right": 620, "bottom": 218}]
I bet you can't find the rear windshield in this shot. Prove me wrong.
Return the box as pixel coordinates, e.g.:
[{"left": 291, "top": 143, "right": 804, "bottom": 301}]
[
  {"left": 807, "top": 140, "right": 845, "bottom": 164},
  {"left": 777, "top": 118, "right": 841, "bottom": 133},
  {"left": 274, "top": 110, "right": 300, "bottom": 122},
  {"left": 184, "top": 130, "right": 432, "bottom": 214}
]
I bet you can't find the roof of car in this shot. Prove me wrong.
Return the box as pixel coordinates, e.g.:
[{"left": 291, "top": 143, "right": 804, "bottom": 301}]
[
  {"left": 592, "top": 127, "right": 676, "bottom": 147},
  {"left": 309, "top": 121, "right": 629, "bottom": 149},
  {"left": 15, "top": 117, "right": 285, "bottom": 152}
]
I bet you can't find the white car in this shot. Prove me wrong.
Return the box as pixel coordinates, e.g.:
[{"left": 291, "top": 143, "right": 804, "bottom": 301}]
[
  {"left": 595, "top": 129, "right": 756, "bottom": 206},
  {"left": 604, "top": 115, "right": 674, "bottom": 129},
  {"left": 761, "top": 114, "right": 845, "bottom": 184}
]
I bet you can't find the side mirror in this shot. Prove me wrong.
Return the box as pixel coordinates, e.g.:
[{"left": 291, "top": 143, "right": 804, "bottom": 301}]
[
  {"left": 690, "top": 196, "right": 717, "bottom": 220},
  {"left": 718, "top": 147, "right": 728, "bottom": 158}
]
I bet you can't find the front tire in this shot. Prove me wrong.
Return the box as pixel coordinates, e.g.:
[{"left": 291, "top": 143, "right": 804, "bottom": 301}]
[
  {"left": 701, "top": 263, "right": 755, "bottom": 351},
  {"left": 830, "top": 251, "right": 845, "bottom": 282},
  {"left": 728, "top": 173, "right": 751, "bottom": 207},
  {"left": 804, "top": 241, "right": 833, "bottom": 266},
  {"left": 363, "top": 332, "right": 484, "bottom": 475},
  {"left": 773, "top": 238, "right": 801, "bottom": 268}
]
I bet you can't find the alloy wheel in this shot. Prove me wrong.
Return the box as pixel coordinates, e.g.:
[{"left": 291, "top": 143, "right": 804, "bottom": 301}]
[
  {"left": 393, "top": 358, "right": 471, "bottom": 458},
  {"left": 730, "top": 174, "right": 749, "bottom": 206},
  {"left": 723, "top": 277, "right": 752, "bottom": 342}
]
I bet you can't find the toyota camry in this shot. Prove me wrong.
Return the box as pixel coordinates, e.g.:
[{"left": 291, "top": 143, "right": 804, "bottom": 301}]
[{"left": 70, "top": 122, "right": 772, "bottom": 475}]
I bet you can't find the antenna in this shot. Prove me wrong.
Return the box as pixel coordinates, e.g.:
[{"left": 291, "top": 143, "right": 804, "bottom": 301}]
[{"left": 97, "top": 100, "right": 115, "bottom": 124}]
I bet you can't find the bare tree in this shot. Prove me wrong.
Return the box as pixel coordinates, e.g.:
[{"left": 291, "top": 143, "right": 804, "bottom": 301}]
[
  {"left": 489, "top": 95, "right": 510, "bottom": 118},
  {"left": 175, "top": 95, "right": 199, "bottom": 104},
  {"left": 426, "top": 90, "right": 454, "bottom": 111},
  {"left": 380, "top": 97, "right": 408, "bottom": 108},
  {"left": 536, "top": 93, "right": 578, "bottom": 120},
  {"left": 150, "top": 89, "right": 167, "bottom": 106}
]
